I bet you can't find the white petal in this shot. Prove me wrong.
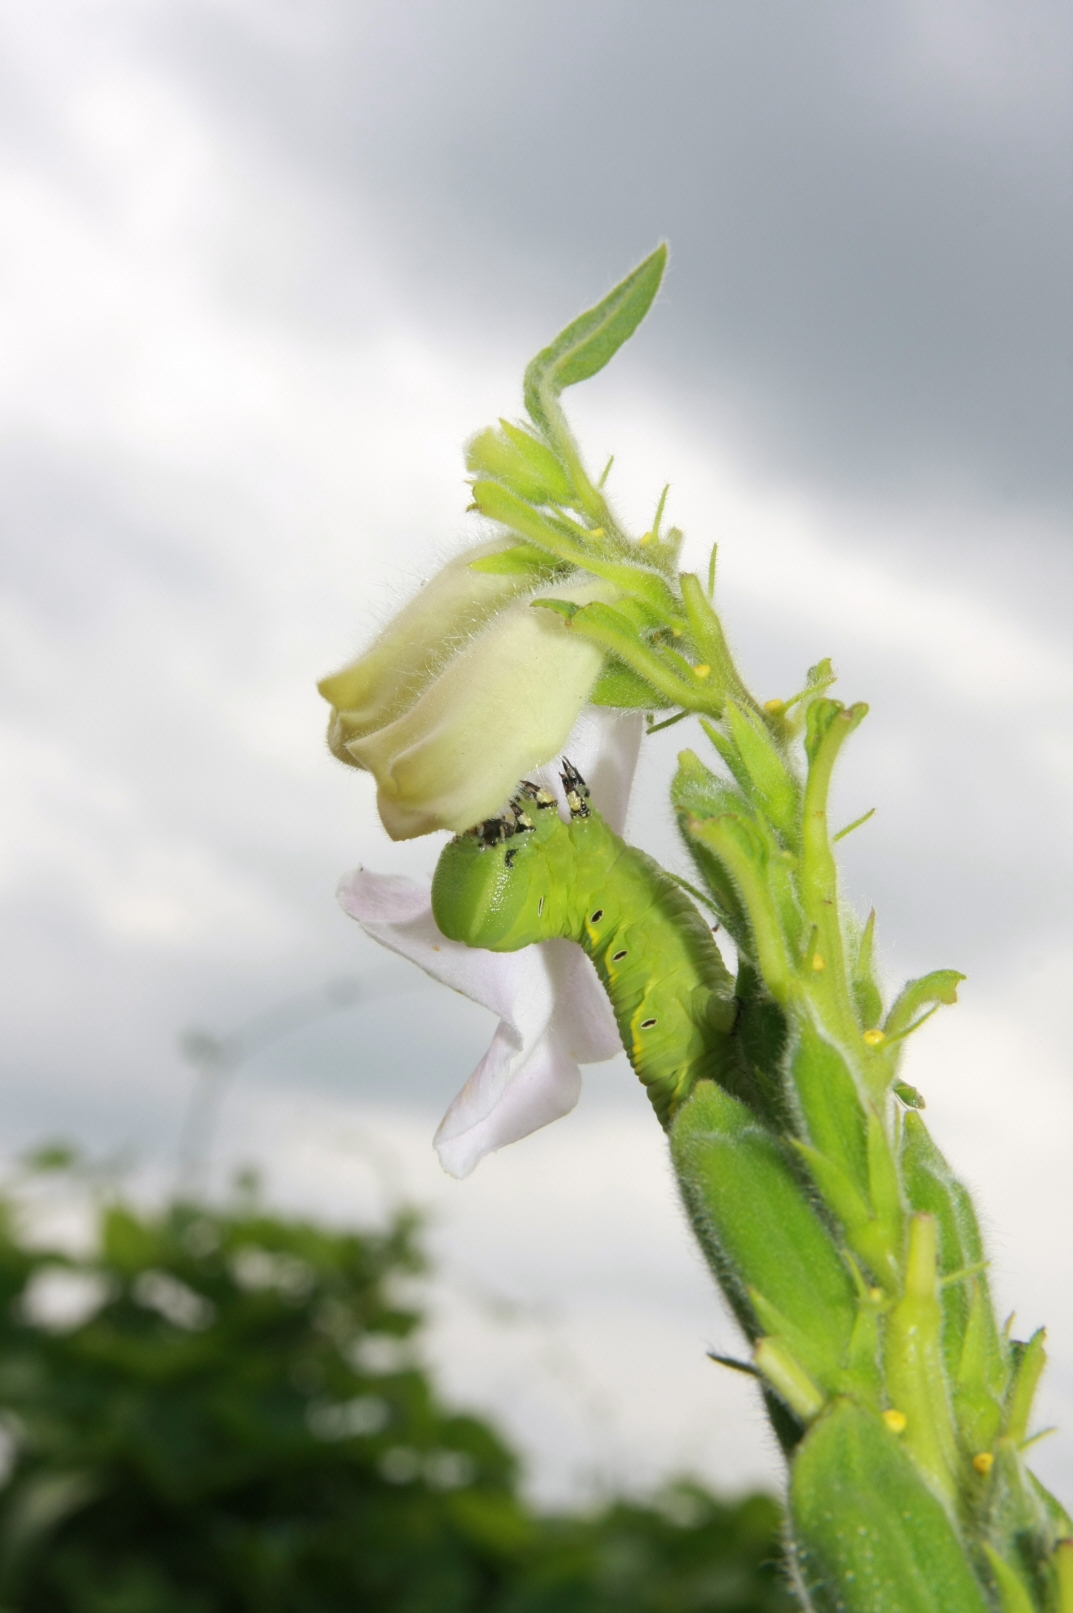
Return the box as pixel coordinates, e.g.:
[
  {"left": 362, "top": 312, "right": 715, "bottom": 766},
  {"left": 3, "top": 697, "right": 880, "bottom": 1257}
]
[
  {"left": 338, "top": 872, "right": 621, "bottom": 1177},
  {"left": 433, "top": 1015, "right": 583, "bottom": 1179}
]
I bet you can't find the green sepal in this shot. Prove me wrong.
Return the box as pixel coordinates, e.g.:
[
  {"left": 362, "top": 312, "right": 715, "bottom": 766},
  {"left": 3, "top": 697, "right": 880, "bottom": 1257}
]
[
  {"left": 753, "top": 1335, "right": 826, "bottom": 1423},
  {"left": 679, "top": 573, "right": 755, "bottom": 711},
  {"left": 671, "top": 1081, "right": 857, "bottom": 1388},
  {"left": 589, "top": 660, "right": 673, "bottom": 708},
  {"left": 501, "top": 418, "right": 577, "bottom": 502},
  {"left": 985, "top": 1439, "right": 1063, "bottom": 1610},
  {"left": 1005, "top": 1329, "right": 1047, "bottom": 1444},
  {"left": 524, "top": 245, "right": 667, "bottom": 435},
  {"left": 982, "top": 1545, "right": 1038, "bottom": 1613},
  {"left": 723, "top": 700, "right": 801, "bottom": 846},
  {"left": 846, "top": 1295, "right": 884, "bottom": 1400},
  {"left": 748, "top": 1289, "right": 842, "bottom": 1399},
  {"left": 471, "top": 479, "right": 592, "bottom": 567},
  {"left": 901, "top": 1112, "right": 1004, "bottom": 1392},
  {"left": 788, "top": 1022, "right": 869, "bottom": 1196},
  {"left": 956, "top": 1279, "right": 1006, "bottom": 1455},
  {"left": 884, "top": 969, "right": 965, "bottom": 1041},
  {"left": 700, "top": 715, "right": 756, "bottom": 798},
  {"left": 563, "top": 600, "right": 717, "bottom": 711},
  {"left": 866, "top": 1110, "right": 903, "bottom": 1247},
  {"left": 1053, "top": 1540, "right": 1073, "bottom": 1613},
  {"left": 895, "top": 1079, "right": 927, "bottom": 1109},
  {"left": 883, "top": 1214, "right": 962, "bottom": 1508},
  {"left": 793, "top": 1141, "right": 871, "bottom": 1233},
  {"left": 530, "top": 597, "right": 578, "bottom": 623},
  {"left": 672, "top": 750, "right": 754, "bottom": 949},
  {"left": 686, "top": 812, "right": 796, "bottom": 998},
  {"left": 851, "top": 908, "right": 884, "bottom": 1029},
  {"left": 466, "top": 543, "right": 566, "bottom": 577},
  {"left": 790, "top": 1398, "right": 989, "bottom": 1613}
]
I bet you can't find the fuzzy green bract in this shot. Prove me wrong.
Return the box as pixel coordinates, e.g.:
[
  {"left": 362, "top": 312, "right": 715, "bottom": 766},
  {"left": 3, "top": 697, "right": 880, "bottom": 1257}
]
[{"left": 408, "top": 251, "right": 1073, "bottom": 1611}]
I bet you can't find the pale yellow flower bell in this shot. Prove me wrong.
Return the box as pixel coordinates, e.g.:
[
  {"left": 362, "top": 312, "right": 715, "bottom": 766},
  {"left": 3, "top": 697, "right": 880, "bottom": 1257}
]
[{"left": 319, "top": 544, "right": 614, "bottom": 840}]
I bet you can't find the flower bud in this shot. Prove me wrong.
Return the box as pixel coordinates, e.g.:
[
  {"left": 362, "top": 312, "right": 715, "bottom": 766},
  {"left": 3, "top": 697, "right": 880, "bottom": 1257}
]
[
  {"left": 318, "top": 540, "right": 539, "bottom": 768},
  {"left": 321, "top": 558, "right": 617, "bottom": 840},
  {"left": 465, "top": 420, "right": 575, "bottom": 506}
]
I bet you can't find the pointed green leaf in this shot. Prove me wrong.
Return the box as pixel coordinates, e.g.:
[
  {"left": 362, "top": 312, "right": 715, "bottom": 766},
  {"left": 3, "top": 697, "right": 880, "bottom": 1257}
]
[{"left": 524, "top": 245, "right": 667, "bottom": 432}]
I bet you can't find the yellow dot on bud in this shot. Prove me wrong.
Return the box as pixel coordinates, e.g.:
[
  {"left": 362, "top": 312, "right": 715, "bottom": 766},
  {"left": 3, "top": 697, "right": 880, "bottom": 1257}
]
[
  {"left": 973, "top": 1451, "right": 994, "bottom": 1475},
  {"left": 639, "top": 532, "right": 652, "bottom": 545},
  {"left": 863, "top": 1028, "right": 886, "bottom": 1047},
  {"left": 811, "top": 954, "right": 826, "bottom": 972},
  {"left": 764, "top": 698, "right": 785, "bottom": 716},
  {"left": 693, "top": 664, "right": 711, "bottom": 679},
  {"left": 868, "top": 1287, "right": 884, "bottom": 1303},
  {"left": 883, "top": 1409, "right": 907, "bottom": 1434},
  {"left": 590, "top": 527, "right": 605, "bottom": 538}
]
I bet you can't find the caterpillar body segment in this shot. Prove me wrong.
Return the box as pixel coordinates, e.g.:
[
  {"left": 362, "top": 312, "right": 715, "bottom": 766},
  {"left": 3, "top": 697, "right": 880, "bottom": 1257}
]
[{"left": 431, "top": 767, "right": 738, "bottom": 1124}]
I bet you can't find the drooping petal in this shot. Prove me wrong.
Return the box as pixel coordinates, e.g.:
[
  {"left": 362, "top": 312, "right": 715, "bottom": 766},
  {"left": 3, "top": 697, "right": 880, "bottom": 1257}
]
[
  {"left": 337, "top": 706, "right": 644, "bottom": 1174},
  {"left": 338, "top": 872, "right": 620, "bottom": 1177}
]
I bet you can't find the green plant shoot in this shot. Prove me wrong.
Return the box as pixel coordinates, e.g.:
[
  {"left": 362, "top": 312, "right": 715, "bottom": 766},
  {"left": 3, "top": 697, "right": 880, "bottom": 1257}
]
[{"left": 327, "top": 248, "right": 1073, "bottom": 1613}]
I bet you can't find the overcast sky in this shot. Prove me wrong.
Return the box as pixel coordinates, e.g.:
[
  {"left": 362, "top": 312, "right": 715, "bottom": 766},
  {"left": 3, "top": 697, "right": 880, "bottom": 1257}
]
[{"left": 1, "top": 0, "right": 1071, "bottom": 1503}]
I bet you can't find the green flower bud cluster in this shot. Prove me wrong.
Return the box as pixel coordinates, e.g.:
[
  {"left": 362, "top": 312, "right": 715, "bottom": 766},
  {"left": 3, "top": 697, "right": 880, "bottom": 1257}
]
[
  {"left": 669, "top": 672, "right": 1072, "bottom": 1611},
  {"left": 463, "top": 245, "right": 760, "bottom": 725}
]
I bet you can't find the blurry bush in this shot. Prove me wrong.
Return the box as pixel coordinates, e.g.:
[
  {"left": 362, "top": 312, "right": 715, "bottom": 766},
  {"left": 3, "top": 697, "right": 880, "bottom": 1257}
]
[{"left": 0, "top": 1148, "right": 792, "bottom": 1612}]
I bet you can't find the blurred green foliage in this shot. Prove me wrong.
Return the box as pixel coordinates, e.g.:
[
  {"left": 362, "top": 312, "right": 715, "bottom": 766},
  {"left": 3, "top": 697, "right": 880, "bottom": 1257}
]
[{"left": 0, "top": 1151, "right": 792, "bottom": 1612}]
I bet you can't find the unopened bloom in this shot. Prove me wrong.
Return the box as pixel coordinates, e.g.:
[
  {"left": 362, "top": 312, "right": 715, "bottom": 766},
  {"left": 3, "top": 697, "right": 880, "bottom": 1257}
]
[
  {"left": 319, "top": 542, "right": 616, "bottom": 840},
  {"left": 338, "top": 710, "right": 642, "bottom": 1175}
]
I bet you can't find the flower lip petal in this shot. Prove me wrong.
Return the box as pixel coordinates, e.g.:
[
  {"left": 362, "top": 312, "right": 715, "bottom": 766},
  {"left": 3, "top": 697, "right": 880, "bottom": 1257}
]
[{"left": 433, "top": 1019, "right": 584, "bottom": 1179}]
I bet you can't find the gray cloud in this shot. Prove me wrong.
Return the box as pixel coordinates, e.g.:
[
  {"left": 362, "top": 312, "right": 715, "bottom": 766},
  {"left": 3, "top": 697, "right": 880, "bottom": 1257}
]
[
  {"left": 1, "top": 0, "right": 1071, "bottom": 1500},
  {"left": 149, "top": 0, "right": 1073, "bottom": 513}
]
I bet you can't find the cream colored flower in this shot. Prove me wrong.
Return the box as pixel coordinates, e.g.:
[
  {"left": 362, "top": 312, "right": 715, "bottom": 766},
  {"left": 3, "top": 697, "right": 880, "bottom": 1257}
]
[{"left": 320, "top": 545, "right": 615, "bottom": 840}]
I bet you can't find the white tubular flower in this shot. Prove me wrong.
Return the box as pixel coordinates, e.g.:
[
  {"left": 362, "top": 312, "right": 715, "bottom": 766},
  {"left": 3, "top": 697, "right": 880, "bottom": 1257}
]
[
  {"left": 319, "top": 543, "right": 619, "bottom": 841},
  {"left": 337, "top": 710, "right": 643, "bottom": 1176}
]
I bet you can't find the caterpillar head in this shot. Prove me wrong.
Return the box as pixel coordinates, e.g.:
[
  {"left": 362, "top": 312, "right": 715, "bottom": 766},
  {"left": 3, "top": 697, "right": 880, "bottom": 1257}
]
[{"left": 431, "top": 780, "right": 560, "bottom": 949}]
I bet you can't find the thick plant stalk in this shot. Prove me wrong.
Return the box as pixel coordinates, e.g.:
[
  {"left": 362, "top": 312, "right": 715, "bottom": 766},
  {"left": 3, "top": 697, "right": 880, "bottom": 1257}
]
[
  {"left": 338, "top": 248, "right": 1073, "bottom": 1612},
  {"left": 670, "top": 703, "right": 1072, "bottom": 1611}
]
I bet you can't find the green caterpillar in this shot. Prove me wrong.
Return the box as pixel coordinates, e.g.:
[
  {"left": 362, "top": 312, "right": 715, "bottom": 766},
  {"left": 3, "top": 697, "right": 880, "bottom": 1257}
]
[{"left": 431, "top": 763, "right": 738, "bottom": 1123}]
